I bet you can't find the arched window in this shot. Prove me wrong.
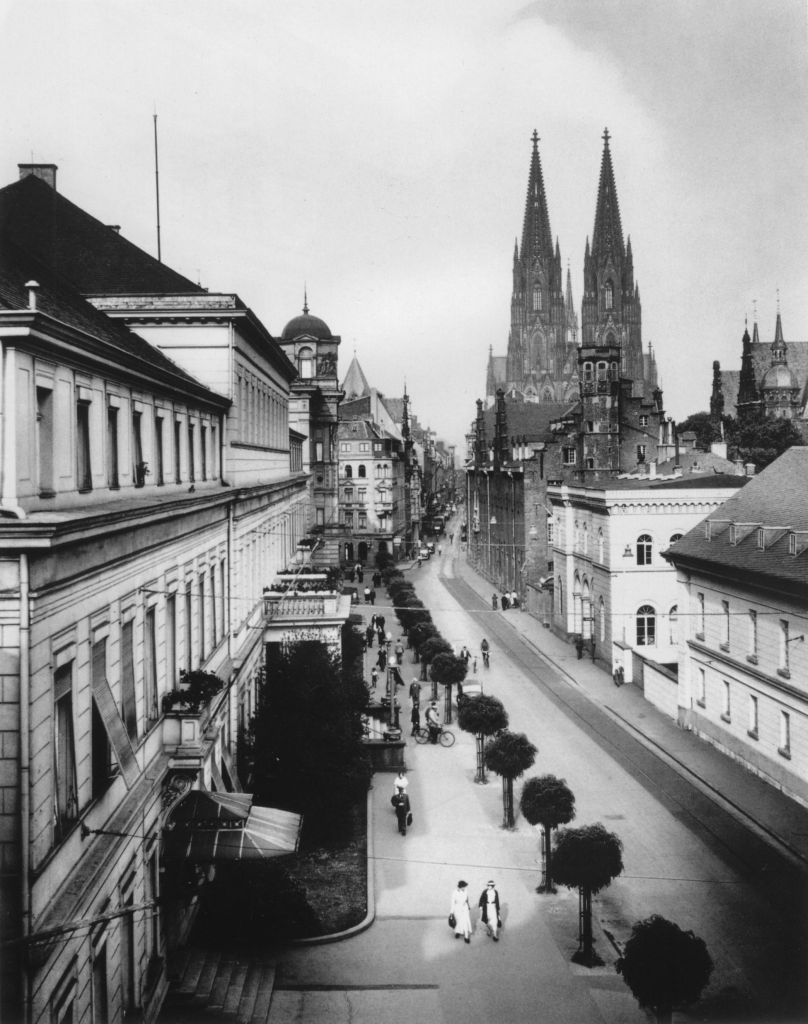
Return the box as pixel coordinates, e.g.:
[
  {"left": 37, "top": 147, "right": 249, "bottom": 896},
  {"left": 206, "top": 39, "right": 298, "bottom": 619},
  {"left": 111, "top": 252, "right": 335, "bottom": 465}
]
[
  {"left": 583, "top": 362, "right": 594, "bottom": 382},
  {"left": 344, "top": 464, "right": 353, "bottom": 479},
  {"left": 596, "top": 361, "right": 608, "bottom": 381},
  {"left": 597, "top": 528, "right": 604, "bottom": 563},
  {"left": 636, "top": 534, "right": 652, "bottom": 565},
  {"left": 358, "top": 464, "right": 366, "bottom": 478},
  {"left": 533, "top": 285, "right": 542, "bottom": 311},
  {"left": 298, "top": 346, "right": 314, "bottom": 379},
  {"left": 610, "top": 362, "right": 618, "bottom": 379},
  {"left": 669, "top": 533, "right": 683, "bottom": 545},
  {"left": 605, "top": 281, "right": 614, "bottom": 310},
  {"left": 668, "top": 605, "right": 679, "bottom": 645},
  {"left": 636, "top": 605, "right": 656, "bottom": 646}
]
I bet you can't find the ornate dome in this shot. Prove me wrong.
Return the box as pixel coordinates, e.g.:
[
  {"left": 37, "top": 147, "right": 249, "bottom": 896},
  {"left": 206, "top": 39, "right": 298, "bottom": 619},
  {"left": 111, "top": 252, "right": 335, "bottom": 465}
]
[
  {"left": 281, "top": 301, "right": 332, "bottom": 341},
  {"left": 762, "top": 363, "right": 798, "bottom": 390}
]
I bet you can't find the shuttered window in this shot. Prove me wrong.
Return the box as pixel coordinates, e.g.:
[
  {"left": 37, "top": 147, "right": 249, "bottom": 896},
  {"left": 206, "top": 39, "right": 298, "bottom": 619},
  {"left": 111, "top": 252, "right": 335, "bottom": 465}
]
[{"left": 121, "top": 620, "right": 138, "bottom": 741}]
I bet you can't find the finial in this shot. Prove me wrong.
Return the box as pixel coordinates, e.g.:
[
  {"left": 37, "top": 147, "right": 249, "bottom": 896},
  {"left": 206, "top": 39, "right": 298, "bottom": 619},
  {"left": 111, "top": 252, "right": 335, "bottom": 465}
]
[
  {"left": 776, "top": 288, "right": 780, "bottom": 314},
  {"left": 602, "top": 126, "right": 611, "bottom": 147},
  {"left": 531, "top": 129, "right": 539, "bottom": 151},
  {"left": 303, "top": 285, "right": 309, "bottom": 315},
  {"left": 752, "top": 298, "right": 757, "bottom": 323}
]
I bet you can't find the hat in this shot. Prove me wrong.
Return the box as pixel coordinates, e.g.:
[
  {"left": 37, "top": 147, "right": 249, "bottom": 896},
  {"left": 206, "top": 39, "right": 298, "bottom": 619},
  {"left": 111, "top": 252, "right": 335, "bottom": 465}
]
[
  {"left": 457, "top": 880, "right": 467, "bottom": 888},
  {"left": 487, "top": 880, "right": 495, "bottom": 886}
]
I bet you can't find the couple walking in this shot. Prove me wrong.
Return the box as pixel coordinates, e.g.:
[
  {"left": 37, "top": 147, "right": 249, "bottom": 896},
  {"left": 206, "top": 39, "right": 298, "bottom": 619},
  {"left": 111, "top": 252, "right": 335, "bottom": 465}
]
[{"left": 449, "top": 880, "right": 501, "bottom": 944}]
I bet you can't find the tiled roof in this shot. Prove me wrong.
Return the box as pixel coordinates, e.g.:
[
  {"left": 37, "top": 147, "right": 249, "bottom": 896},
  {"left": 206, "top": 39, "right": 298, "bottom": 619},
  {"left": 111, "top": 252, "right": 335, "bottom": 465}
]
[
  {"left": 0, "top": 237, "right": 224, "bottom": 402},
  {"left": 338, "top": 419, "right": 378, "bottom": 440},
  {"left": 482, "top": 400, "right": 570, "bottom": 441},
  {"left": 0, "top": 174, "right": 202, "bottom": 295},
  {"left": 665, "top": 446, "right": 808, "bottom": 592},
  {"left": 341, "top": 355, "right": 371, "bottom": 400}
]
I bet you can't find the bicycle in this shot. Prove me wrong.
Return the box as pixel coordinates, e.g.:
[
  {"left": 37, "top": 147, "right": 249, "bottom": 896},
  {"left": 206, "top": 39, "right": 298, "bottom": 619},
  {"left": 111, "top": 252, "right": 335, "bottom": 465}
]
[
  {"left": 481, "top": 648, "right": 490, "bottom": 669},
  {"left": 414, "top": 724, "right": 455, "bottom": 747}
]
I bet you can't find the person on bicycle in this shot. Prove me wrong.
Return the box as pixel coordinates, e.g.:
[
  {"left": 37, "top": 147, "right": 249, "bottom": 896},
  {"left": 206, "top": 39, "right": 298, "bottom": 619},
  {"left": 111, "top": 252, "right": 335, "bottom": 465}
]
[
  {"left": 481, "top": 638, "right": 490, "bottom": 667},
  {"left": 425, "top": 701, "right": 440, "bottom": 744}
]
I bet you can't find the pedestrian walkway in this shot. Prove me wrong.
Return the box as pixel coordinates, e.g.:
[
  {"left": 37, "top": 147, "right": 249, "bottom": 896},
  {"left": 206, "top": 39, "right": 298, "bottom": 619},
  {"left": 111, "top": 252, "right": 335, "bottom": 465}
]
[{"left": 447, "top": 542, "right": 808, "bottom": 869}]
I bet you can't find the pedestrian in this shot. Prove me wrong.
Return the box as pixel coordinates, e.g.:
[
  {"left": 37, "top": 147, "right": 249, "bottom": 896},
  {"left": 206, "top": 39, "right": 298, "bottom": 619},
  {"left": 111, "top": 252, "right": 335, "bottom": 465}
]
[
  {"left": 438, "top": 545, "right": 442, "bottom": 556},
  {"left": 373, "top": 571, "right": 382, "bottom": 588},
  {"left": 478, "top": 881, "right": 501, "bottom": 941},
  {"left": 449, "top": 532, "right": 454, "bottom": 544},
  {"left": 356, "top": 563, "right": 363, "bottom": 583},
  {"left": 409, "top": 678, "right": 421, "bottom": 706},
  {"left": 425, "top": 701, "right": 440, "bottom": 744},
  {"left": 371, "top": 666, "right": 379, "bottom": 689},
  {"left": 377, "top": 648, "right": 387, "bottom": 670},
  {"left": 575, "top": 636, "right": 584, "bottom": 660},
  {"left": 481, "top": 638, "right": 490, "bottom": 669},
  {"left": 393, "top": 769, "right": 409, "bottom": 796},
  {"left": 410, "top": 702, "right": 421, "bottom": 736},
  {"left": 472, "top": 656, "right": 477, "bottom": 674},
  {"left": 395, "top": 640, "right": 404, "bottom": 660},
  {"left": 460, "top": 645, "right": 471, "bottom": 666},
  {"left": 450, "top": 880, "right": 472, "bottom": 943},
  {"left": 511, "top": 590, "right": 519, "bottom": 609},
  {"left": 491, "top": 593, "right": 498, "bottom": 610},
  {"left": 417, "top": 555, "right": 422, "bottom": 568},
  {"left": 369, "top": 588, "right": 376, "bottom": 605},
  {"left": 377, "top": 615, "right": 386, "bottom": 630},
  {"left": 501, "top": 593, "right": 510, "bottom": 611},
  {"left": 366, "top": 624, "right": 374, "bottom": 648},
  {"left": 393, "top": 790, "right": 411, "bottom": 835},
  {"left": 364, "top": 586, "right": 371, "bottom": 604}
]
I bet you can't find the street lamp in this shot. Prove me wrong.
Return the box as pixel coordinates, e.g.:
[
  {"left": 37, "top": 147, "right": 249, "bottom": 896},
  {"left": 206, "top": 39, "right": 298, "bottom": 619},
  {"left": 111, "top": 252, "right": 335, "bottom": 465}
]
[{"left": 386, "top": 654, "right": 400, "bottom": 730}]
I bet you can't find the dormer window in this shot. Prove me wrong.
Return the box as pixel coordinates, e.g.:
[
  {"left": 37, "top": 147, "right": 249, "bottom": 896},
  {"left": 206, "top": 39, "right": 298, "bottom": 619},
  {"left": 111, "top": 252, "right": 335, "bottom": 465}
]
[
  {"left": 298, "top": 346, "right": 314, "bottom": 379},
  {"left": 756, "top": 528, "right": 764, "bottom": 550},
  {"left": 788, "top": 532, "right": 797, "bottom": 555},
  {"left": 729, "top": 524, "right": 737, "bottom": 545}
]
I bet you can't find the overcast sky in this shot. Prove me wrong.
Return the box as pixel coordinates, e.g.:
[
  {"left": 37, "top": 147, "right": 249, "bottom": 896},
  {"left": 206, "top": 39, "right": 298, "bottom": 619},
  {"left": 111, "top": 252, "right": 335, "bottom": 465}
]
[{"left": 2, "top": 0, "right": 807, "bottom": 448}]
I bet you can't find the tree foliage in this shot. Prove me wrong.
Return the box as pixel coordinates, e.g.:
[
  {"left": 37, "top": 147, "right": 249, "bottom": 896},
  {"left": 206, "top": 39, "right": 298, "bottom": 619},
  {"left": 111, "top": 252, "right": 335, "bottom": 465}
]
[
  {"left": 520, "top": 775, "right": 576, "bottom": 892},
  {"left": 724, "top": 411, "right": 803, "bottom": 472},
  {"left": 553, "top": 823, "right": 624, "bottom": 895},
  {"left": 484, "top": 731, "right": 538, "bottom": 828},
  {"left": 676, "top": 411, "right": 718, "bottom": 451},
  {"left": 618, "top": 915, "right": 713, "bottom": 1023},
  {"left": 419, "top": 637, "right": 453, "bottom": 665},
  {"left": 457, "top": 694, "right": 508, "bottom": 737},
  {"left": 250, "top": 630, "right": 371, "bottom": 844},
  {"left": 429, "top": 652, "right": 468, "bottom": 686}
]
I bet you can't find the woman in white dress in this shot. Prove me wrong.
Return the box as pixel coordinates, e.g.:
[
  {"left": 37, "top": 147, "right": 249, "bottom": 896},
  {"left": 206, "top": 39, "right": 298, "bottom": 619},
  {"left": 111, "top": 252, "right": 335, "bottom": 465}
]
[{"left": 450, "top": 880, "right": 472, "bottom": 943}]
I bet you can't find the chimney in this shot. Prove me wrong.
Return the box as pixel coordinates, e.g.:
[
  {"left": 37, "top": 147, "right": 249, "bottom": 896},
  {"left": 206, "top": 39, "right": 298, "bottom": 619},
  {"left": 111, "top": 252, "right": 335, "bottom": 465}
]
[
  {"left": 18, "top": 163, "right": 58, "bottom": 189},
  {"left": 745, "top": 462, "right": 756, "bottom": 476}
]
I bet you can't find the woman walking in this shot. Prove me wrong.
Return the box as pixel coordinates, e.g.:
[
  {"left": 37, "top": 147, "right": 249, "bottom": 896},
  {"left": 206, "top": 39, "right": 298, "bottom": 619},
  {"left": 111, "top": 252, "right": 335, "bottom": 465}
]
[{"left": 450, "top": 880, "right": 472, "bottom": 943}]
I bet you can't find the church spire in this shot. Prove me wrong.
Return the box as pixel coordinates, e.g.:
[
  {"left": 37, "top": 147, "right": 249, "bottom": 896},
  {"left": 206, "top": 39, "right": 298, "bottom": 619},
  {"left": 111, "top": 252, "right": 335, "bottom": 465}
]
[
  {"left": 590, "top": 127, "right": 625, "bottom": 261},
  {"left": 520, "top": 130, "right": 554, "bottom": 261},
  {"left": 772, "top": 307, "right": 787, "bottom": 363}
]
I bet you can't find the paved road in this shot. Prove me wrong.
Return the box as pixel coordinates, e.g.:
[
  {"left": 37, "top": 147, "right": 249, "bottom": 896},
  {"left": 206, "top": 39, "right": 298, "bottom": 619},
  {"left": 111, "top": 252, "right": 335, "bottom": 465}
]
[{"left": 267, "top": 544, "right": 808, "bottom": 1024}]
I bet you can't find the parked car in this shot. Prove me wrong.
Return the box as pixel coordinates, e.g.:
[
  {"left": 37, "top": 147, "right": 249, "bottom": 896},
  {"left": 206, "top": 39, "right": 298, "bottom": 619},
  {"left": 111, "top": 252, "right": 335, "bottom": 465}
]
[
  {"left": 457, "top": 680, "right": 485, "bottom": 705},
  {"left": 417, "top": 546, "right": 430, "bottom": 559}
]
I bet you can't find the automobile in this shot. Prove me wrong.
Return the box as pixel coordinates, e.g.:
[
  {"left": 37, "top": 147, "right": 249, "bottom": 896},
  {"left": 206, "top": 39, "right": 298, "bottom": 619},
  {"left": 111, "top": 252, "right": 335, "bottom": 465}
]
[
  {"left": 425, "top": 541, "right": 435, "bottom": 554},
  {"left": 457, "top": 680, "right": 486, "bottom": 705},
  {"left": 417, "top": 546, "right": 430, "bottom": 559}
]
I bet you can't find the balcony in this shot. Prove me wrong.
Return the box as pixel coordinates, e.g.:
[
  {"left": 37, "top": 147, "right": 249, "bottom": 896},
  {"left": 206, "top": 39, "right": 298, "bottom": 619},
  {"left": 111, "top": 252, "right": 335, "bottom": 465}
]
[{"left": 263, "top": 571, "right": 343, "bottom": 621}]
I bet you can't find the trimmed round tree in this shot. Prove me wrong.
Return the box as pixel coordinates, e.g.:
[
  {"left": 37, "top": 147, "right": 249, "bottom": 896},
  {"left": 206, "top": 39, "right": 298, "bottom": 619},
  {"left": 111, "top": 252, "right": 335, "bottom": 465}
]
[
  {"left": 484, "top": 731, "right": 538, "bottom": 828},
  {"left": 457, "top": 694, "right": 508, "bottom": 784},
  {"left": 520, "top": 775, "right": 576, "bottom": 893},
  {"left": 553, "top": 823, "right": 624, "bottom": 966},
  {"left": 429, "top": 652, "right": 467, "bottom": 722},
  {"left": 617, "top": 915, "right": 713, "bottom": 1024},
  {"left": 408, "top": 622, "right": 439, "bottom": 658}
]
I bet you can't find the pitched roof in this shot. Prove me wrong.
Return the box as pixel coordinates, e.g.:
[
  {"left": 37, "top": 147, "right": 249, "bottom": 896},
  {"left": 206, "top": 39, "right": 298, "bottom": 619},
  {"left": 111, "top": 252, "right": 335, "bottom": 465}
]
[
  {"left": 0, "top": 236, "right": 224, "bottom": 404},
  {"left": 341, "top": 354, "right": 371, "bottom": 400},
  {"left": 0, "top": 173, "right": 202, "bottom": 295},
  {"left": 482, "top": 399, "right": 570, "bottom": 442},
  {"left": 665, "top": 446, "right": 808, "bottom": 593}
]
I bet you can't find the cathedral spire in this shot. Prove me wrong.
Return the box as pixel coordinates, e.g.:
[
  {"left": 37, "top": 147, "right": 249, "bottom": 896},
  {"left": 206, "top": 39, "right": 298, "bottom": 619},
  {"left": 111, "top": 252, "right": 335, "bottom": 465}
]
[
  {"left": 520, "top": 129, "right": 554, "bottom": 261},
  {"left": 772, "top": 308, "right": 787, "bottom": 363},
  {"left": 590, "top": 127, "right": 625, "bottom": 261}
]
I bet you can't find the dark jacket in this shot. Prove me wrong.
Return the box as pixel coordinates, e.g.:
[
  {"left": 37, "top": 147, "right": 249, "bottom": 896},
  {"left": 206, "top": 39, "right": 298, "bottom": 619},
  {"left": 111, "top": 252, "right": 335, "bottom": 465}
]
[{"left": 478, "top": 888, "right": 500, "bottom": 923}]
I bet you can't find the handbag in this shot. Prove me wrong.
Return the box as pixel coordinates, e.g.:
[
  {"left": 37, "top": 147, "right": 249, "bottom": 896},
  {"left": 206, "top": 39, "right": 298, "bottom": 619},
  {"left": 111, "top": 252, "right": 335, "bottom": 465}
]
[
  {"left": 448, "top": 913, "right": 456, "bottom": 929},
  {"left": 406, "top": 811, "right": 413, "bottom": 826}
]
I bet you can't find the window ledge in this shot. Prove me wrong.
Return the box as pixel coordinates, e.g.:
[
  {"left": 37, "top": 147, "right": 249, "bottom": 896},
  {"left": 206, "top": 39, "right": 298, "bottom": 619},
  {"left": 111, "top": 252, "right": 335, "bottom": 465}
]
[
  {"left": 720, "top": 713, "right": 731, "bottom": 724},
  {"left": 778, "top": 746, "right": 792, "bottom": 761},
  {"left": 746, "top": 654, "right": 758, "bottom": 665},
  {"left": 747, "top": 729, "right": 759, "bottom": 741},
  {"left": 696, "top": 699, "right": 706, "bottom": 709},
  {"left": 719, "top": 643, "right": 730, "bottom": 653},
  {"left": 39, "top": 489, "right": 56, "bottom": 499},
  {"left": 777, "top": 668, "right": 791, "bottom": 680}
]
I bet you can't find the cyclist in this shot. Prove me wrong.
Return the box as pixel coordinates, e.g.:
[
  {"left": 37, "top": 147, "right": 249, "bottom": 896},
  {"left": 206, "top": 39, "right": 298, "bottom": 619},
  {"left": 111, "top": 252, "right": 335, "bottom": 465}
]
[
  {"left": 481, "top": 638, "right": 490, "bottom": 668},
  {"left": 425, "top": 701, "right": 441, "bottom": 744}
]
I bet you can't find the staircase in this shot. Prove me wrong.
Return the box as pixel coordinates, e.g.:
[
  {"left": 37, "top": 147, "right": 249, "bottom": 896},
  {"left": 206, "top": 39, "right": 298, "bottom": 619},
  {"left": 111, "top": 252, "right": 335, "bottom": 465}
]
[{"left": 161, "top": 946, "right": 278, "bottom": 1024}]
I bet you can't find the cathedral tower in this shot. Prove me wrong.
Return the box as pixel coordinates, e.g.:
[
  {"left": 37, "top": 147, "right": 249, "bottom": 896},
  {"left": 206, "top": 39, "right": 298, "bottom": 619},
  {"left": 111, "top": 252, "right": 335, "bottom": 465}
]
[{"left": 581, "top": 129, "right": 644, "bottom": 390}]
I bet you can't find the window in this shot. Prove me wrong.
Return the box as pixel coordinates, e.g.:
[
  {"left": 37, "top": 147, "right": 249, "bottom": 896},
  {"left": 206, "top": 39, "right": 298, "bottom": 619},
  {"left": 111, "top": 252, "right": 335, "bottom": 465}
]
[
  {"left": 77, "top": 399, "right": 92, "bottom": 491},
  {"left": 37, "top": 386, "right": 55, "bottom": 495},
  {"left": 358, "top": 513, "right": 367, "bottom": 528},
  {"left": 154, "top": 415, "right": 164, "bottom": 485},
  {"left": 599, "top": 597, "right": 605, "bottom": 641},
  {"left": 358, "top": 464, "right": 366, "bottom": 478},
  {"left": 344, "top": 465, "right": 353, "bottom": 478},
  {"left": 298, "top": 347, "right": 314, "bottom": 378},
  {"left": 358, "top": 487, "right": 367, "bottom": 501},
  {"left": 636, "top": 444, "right": 647, "bottom": 464},
  {"left": 605, "top": 280, "right": 614, "bottom": 310},
  {"left": 532, "top": 284, "right": 542, "bottom": 311},
  {"left": 586, "top": 457, "right": 595, "bottom": 470},
  {"left": 747, "top": 610, "right": 757, "bottom": 663},
  {"left": 779, "top": 620, "right": 790, "bottom": 677},
  {"left": 748, "top": 695, "right": 759, "bottom": 739},
  {"left": 174, "top": 420, "right": 182, "bottom": 483},
  {"left": 132, "top": 410, "right": 144, "bottom": 486},
  {"left": 344, "top": 510, "right": 354, "bottom": 528},
  {"left": 586, "top": 421, "right": 594, "bottom": 433},
  {"left": 201, "top": 425, "right": 208, "bottom": 481},
  {"left": 315, "top": 441, "right": 324, "bottom": 462},
  {"left": 596, "top": 361, "right": 607, "bottom": 381},
  {"left": 359, "top": 442, "right": 370, "bottom": 452},
  {"left": 583, "top": 362, "right": 594, "bottom": 382},
  {"left": 166, "top": 594, "right": 176, "bottom": 689},
  {"left": 636, "top": 605, "right": 656, "bottom": 646},
  {"left": 636, "top": 534, "right": 652, "bottom": 565},
  {"left": 562, "top": 446, "right": 576, "bottom": 465},
  {"left": 344, "top": 487, "right": 354, "bottom": 500},
  {"left": 639, "top": 414, "right": 648, "bottom": 427},
  {"left": 779, "top": 711, "right": 791, "bottom": 758},
  {"left": 548, "top": 518, "right": 555, "bottom": 546},
  {"left": 668, "top": 605, "right": 679, "bottom": 645},
  {"left": 696, "top": 666, "right": 706, "bottom": 706},
  {"left": 91, "top": 638, "right": 113, "bottom": 799},
  {"left": 315, "top": 508, "right": 325, "bottom": 525},
  {"left": 756, "top": 527, "right": 764, "bottom": 550},
  {"left": 720, "top": 600, "right": 730, "bottom": 650},
  {"left": 210, "top": 567, "right": 218, "bottom": 647},
  {"left": 597, "top": 528, "right": 604, "bottom": 562},
  {"left": 696, "top": 593, "right": 705, "bottom": 638},
  {"left": 721, "top": 680, "right": 731, "bottom": 722},
  {"left": 788, "top": 532, "right": 797, "bottom": 555},
  {"left": 187, "top": 423, "right": 195, "bottom": 482},
  {"left": 144, "top": 607, "right": 158, "bottom": 723},
  {"left": 198, "top": 573, "right": 206, "bottom": 661},
  {"left": 54, "top": 663, "right": 78, "bottom": 840},
  {"left": 220, "top": 561, "right": 227, "bottom": 639},
  {"left": 669, "top": 533, "right": 683, "bottom": 545},
  {"left": 340, "top": 442, "right": 350, "bottom": 453},
  {"left": 121, "top": 620, "right": 138, "bottom": 742},
  {"left": 106, "top": 406, "right": 119, "bottom": 488}
]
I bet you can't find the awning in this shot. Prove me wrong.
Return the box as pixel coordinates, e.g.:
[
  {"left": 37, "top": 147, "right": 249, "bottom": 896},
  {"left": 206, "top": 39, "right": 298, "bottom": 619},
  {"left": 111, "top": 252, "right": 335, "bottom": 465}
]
[{"left": 164, "top": 792, "right": 302, "bottom": 862}]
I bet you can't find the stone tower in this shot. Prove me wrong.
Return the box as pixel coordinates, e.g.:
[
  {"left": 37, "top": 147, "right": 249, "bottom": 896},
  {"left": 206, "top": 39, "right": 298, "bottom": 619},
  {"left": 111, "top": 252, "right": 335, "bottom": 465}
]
[{"left": 581, "top": 129, "right": 644, "bottom": 389}]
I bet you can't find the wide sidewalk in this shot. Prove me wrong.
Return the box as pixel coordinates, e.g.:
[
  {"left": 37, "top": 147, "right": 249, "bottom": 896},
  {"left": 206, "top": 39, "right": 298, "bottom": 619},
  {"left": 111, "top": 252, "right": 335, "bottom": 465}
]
[{"left": 447, "top": 543, "right": 808, "bottom": 869}]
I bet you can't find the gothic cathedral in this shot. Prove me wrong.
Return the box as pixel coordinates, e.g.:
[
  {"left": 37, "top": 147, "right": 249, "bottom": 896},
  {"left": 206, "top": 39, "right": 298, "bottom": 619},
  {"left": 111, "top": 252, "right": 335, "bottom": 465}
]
[{"left": 486, "top": 130, "right": 657, "bottom": 407}]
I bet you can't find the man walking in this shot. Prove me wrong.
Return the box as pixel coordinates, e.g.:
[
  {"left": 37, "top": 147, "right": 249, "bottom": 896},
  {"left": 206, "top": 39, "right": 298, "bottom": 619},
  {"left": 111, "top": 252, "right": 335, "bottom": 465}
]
[{"left": 478, "top": 881, "right": 501, "bottom": 941}]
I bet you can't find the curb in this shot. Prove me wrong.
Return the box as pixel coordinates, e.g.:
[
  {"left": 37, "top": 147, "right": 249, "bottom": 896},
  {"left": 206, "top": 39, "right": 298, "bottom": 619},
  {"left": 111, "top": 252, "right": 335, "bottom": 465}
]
[{"left": 291, "top": 784, "right": 376, "bottom": 946}]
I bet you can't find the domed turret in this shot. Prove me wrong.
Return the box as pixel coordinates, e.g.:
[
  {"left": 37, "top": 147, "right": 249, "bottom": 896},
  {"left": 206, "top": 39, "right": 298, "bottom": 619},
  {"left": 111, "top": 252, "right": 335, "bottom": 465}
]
[{"left": 281, "top": 306, "right": 333, "bottom": 341}]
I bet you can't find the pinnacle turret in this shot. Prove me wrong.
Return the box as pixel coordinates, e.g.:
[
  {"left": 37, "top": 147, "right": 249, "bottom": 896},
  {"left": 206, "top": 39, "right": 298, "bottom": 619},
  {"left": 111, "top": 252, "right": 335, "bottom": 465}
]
[
  {"left": 520, "top": 130, "right": 554, "bottom": 261},
  {"left": 590, "top": 127, "right": 625, "bottom": 261}
]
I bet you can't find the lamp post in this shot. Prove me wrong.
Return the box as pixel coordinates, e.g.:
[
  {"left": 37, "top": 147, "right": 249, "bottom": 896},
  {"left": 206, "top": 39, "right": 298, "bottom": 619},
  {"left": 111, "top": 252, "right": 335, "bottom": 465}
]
[{"left": 386, "top": 654, "right": 400, "bottom": 730}]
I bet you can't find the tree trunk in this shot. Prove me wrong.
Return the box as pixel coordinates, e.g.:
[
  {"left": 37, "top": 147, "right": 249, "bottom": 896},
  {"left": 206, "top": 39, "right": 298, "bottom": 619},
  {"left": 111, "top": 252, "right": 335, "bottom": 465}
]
[
  {"left": 502, "top": 776, "right": 514, "bottom": 828},
  {"left": 581, "top": 886, "right": 592, "bottom": 961},
  {"left": 655, "top": 1008, "right": 673, "bottom": 1024},
  {"left": 443, "top": 683, "right": 453, "bottom": 724},
  {"left": 474, "top": 734, "right": 487, "bottom": 784},
  {"left": 538, "top": 823, "right": 556, "bottom": 893}
]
